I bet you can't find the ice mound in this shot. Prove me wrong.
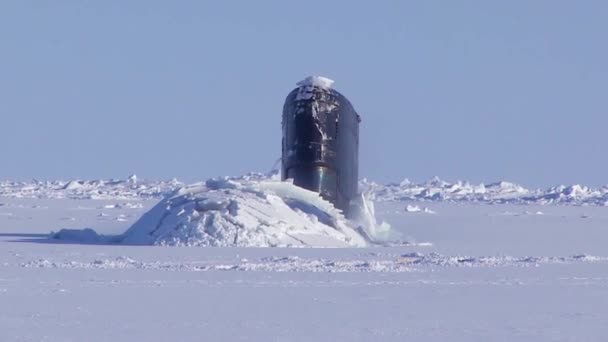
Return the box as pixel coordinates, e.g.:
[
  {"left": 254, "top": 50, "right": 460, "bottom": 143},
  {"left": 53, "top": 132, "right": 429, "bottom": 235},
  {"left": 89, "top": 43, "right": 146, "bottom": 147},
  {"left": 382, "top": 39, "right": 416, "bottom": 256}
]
[{"left": 120, "top": 177, "right": 389, "bottom": 247}]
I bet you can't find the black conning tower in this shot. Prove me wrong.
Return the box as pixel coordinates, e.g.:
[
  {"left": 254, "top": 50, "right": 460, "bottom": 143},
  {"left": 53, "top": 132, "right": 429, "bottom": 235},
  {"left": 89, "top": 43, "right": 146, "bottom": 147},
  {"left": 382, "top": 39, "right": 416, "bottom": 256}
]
[{"left": 281, "top": 77, "right": 360, "bottom": 213}]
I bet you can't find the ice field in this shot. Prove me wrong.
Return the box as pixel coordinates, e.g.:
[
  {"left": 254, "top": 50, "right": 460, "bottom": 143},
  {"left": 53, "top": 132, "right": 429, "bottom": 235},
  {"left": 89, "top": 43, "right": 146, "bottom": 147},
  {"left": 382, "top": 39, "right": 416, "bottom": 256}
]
[{"left": 1, "top": 176, "right": 608, "bottom": 341}]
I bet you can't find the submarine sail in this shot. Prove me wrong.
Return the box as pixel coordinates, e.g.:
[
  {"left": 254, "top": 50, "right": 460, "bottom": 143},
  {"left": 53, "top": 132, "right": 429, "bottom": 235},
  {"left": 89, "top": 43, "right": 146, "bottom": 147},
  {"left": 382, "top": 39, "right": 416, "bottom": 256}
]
[{"left": 281, "top": 76, "right": 360, "bottom": 213}]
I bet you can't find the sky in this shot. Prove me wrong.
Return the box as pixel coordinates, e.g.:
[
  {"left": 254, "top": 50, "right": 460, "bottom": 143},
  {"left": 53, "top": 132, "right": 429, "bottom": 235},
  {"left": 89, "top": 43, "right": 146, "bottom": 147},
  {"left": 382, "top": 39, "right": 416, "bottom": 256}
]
[{"left": 0, "top": 1, "right": 606, "bottom": 187}]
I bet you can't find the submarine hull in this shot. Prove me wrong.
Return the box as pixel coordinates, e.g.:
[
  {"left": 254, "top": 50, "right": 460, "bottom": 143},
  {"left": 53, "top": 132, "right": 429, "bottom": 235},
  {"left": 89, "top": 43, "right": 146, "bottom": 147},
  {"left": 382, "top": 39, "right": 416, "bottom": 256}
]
[{"left": 281, "top": 81, "right": 360, "bottom": 213}]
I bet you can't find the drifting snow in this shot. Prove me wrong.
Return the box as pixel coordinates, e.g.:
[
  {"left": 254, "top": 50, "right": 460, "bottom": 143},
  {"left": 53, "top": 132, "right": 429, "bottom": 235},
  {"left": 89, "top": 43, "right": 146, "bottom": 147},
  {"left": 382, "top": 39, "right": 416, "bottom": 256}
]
[{"left": 52, "top": 176, "right": 391, "bottom": 248}]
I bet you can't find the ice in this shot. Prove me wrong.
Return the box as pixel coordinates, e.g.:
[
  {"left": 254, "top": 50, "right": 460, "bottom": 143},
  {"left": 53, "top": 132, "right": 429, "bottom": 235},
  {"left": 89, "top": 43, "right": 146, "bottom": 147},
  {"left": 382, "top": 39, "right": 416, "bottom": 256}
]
[
  {"left": 16, "top": 252, "right": 608, "bottom": 272},
  {"left": 120, "top": 177, "right": 378, "bottom": 247},
  {"left": 405, "top": 204, "right": 422, "bottom": 212},
  {"left": 62, "top": 180, "right": 85, "bottom": 190},
  {"left": 43, "top": 176, "right": 396, "bottom": 247},
  {"left": 348, "top": 192, "right": 393, "bottom": 242},
  {"left": 362, "top": 177, "right": 608, "bottom": 205},
  {"left": 0, "top": 176, "right": 182, "bottom": 200},
  {"left": 2, "top": 174, "right": 608, "bottom": 206},
  {"left": 127, "top": 174, "right": 137, "bottom": 184},
  {"left": 404, "top": 204, "right": 436, "bottom": 214}
]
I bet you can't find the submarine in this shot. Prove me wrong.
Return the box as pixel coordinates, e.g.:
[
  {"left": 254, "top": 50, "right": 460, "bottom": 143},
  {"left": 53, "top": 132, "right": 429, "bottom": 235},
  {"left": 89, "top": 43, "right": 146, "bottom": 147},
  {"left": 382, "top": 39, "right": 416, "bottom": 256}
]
[{"left": 281, "top": 76, "right": 360, "bottom": 213}]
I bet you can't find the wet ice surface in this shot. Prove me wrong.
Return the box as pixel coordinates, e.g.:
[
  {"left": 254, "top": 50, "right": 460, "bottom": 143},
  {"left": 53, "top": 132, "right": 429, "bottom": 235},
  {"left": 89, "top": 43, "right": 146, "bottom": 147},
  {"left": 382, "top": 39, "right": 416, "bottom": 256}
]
[{"left": 1, "top": 198, "right": 608, "bottom": 341}]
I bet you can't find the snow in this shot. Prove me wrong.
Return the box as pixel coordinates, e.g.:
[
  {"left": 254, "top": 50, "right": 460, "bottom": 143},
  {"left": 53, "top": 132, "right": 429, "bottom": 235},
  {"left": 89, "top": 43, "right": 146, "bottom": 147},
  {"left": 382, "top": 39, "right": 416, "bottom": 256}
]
[
  {"left": 296, "top": 75, "right": 334, "bottom": 89},
  {"left": 0, "top": 176, "right": 182, "bottom": 200},
  {"left": 4, "top": 174, "right": 608, "bottom": 206},
  {"left": 362, "top": 177, "right": 608, "bottom": 205},
  {"left": 404, "top": 205, "right": 436, "bottom": 214},
  {"left": 120, "top": 177, "right": 374, "bottom": 247},
  {"left": 405, "top": 204, "right": 422, "bottom": 212},
  {"left": 45, "top": 176, "right": 391, "bottom": 247},
  {"left": 2, "top": 175, "right": 608, "bottom": 341},
  {"left": 294, "top": 76, "right": 336, "bottom": 101}
]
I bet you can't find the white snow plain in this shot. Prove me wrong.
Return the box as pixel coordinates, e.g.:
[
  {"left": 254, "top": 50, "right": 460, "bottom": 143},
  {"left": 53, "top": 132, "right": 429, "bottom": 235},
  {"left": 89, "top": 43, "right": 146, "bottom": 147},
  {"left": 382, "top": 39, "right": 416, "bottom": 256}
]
[{"left": 1, "top": 174, "right": 608, "bottom": 341}]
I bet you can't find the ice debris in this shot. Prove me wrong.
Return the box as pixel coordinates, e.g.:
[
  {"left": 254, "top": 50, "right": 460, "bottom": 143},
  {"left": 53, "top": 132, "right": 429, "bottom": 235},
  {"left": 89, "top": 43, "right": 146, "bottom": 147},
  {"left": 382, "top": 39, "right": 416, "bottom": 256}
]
[
  {"left": 2, "top": 174, "right": 608, "bottom": 206},
  {"left": 54, "top": 176, "right": 392, "bottom": 248},
  {"left": 360, "top": 178, "right": 608, "bottom": 206},
  {"left": 20, "top": 253, "right": 608, "bottom": 272},
  {"left": 121, "top": 177, "right": 391, "bottom": 247},
  {"left": 0, "top": 177, "right": 181, "bottom": 200}
]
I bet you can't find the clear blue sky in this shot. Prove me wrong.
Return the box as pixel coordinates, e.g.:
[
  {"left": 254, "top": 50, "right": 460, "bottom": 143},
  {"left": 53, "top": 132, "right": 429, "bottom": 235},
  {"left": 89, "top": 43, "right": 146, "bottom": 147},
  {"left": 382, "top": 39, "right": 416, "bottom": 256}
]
[{"left": 1, "top": 1, "right": 606, "bottom": 187}]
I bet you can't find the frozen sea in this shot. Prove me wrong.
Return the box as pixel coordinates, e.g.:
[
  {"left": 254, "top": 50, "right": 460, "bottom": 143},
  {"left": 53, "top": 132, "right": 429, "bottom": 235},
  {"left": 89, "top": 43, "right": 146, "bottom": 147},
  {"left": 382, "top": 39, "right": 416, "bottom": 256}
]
[{"left": 1, "top": 195, "right": 608, "bottom": 341}]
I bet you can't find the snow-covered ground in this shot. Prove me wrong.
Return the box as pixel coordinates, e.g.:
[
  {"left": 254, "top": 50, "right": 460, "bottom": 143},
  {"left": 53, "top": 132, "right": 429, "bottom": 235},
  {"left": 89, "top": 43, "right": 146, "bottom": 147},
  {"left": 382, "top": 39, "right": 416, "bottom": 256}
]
[{"left": 1, "top": 176, "right": 608, "bottom": 341}]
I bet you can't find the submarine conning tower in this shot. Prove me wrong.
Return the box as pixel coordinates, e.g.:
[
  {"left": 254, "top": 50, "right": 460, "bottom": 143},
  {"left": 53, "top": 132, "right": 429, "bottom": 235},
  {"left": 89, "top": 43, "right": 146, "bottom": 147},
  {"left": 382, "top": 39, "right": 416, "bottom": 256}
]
[{"left": 281, "top": 76, "right": 361, "bottom": 213}]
